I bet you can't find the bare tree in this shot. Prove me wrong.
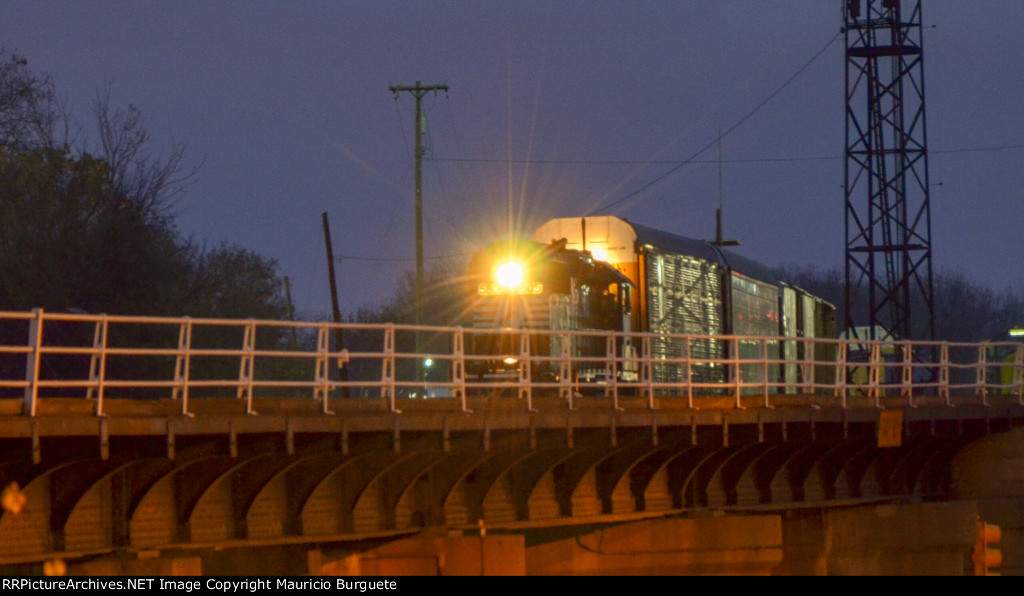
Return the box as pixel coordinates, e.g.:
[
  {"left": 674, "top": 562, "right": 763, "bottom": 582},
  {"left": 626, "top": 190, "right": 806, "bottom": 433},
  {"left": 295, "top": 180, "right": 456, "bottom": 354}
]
[
  {"left": 0, "top": 49, "right": 70, "bottom": 151},
  {"left": 93, "top": 83, "right": 200, "bottom": 221}
]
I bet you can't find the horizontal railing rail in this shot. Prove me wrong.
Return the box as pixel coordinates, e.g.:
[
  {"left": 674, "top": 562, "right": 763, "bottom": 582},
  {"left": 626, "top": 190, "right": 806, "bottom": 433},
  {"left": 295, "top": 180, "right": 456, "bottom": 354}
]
[{"left": 1, "top": 308, "right": 1022, "bottom": 416}]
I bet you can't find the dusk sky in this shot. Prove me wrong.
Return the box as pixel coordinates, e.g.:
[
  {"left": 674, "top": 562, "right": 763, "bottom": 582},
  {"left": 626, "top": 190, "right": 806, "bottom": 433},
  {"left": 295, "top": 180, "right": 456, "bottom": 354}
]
[{"left": 4, "top": 1, "right": 1023, "bottom": 318}]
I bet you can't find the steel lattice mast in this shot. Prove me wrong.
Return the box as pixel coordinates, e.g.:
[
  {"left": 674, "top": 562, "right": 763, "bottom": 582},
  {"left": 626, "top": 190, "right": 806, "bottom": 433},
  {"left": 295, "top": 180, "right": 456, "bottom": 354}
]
[{"left": 843, "top": 0, "right": 935, "bottom": 342}]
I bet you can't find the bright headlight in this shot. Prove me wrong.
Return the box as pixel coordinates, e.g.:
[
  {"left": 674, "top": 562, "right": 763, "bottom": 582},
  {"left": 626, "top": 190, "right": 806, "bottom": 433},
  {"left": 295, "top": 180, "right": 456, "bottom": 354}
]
[{"left": 495, "top": 261, "right": 524, "bottom": 288}]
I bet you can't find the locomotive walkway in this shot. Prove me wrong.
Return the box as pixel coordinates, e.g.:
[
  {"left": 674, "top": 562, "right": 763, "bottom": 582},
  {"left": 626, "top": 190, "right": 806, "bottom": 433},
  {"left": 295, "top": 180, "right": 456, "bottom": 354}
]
[{"left": 1, "top": 309, "right": 1022, "bottom": 575}]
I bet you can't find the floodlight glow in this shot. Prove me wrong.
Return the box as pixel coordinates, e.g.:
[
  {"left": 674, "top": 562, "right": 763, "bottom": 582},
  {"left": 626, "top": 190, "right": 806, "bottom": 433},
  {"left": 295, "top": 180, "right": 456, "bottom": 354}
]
[{"left": 589, "top": 246, "right": 609, "bottom": 262}]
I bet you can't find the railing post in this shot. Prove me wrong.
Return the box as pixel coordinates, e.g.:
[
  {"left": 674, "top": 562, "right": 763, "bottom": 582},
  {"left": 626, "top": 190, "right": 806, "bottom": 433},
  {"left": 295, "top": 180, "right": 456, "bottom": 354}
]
[
  {"left": 173, "top": 318, "right": 193, "bottom": 416},
  {"left": 869, "top": 342, "right": 881, "bottom": 407},
  {"left": 732, "top": 336, "right": 742, "bottom": 409},
  {"left": 641, "top": 335, "right": 655, "bottom": 409},
  {"left": 606, "top": 333, "right": 620, "bottom": 410},
  {"left": 939, "top": 342, "right": 951, "bottom": 406},
  {"left": 23, "top": 308, "right": 43, "bottom": 417},
  {"left": 87, "top": 316, "right": 109, "bottom": 417},
  {"left": 452, "top": 328, "right": 470, "bottom": 412},
  {"left": 762, "top": 338, "right": 771, "bottom": 408},
  {"left": 314, "top": 324, "right": 330, "bottom": 403},
  {"left": 381, "top": 324, "right": 397, "bottom": 411},
  {"left": 901, "top": 342, "right": 914, "bottom": 407},
  {"left": 315, "top": 323, "right": 339, "bottom": 415},
  {"left": 237, "top": 320, "right": 257, "bottom": 414},
  {"left": 559, "top": 331, "right": 572, "bottom": 401},
  {"left": 803, "top": 336, "right": 815, "bottom": 395},
  {"left": 519, "top": 329, "right": 533, "bottom": 410},
  {"left": 807, "top": 337, "right": 817, "bottom": 395},
  {"left": 977, "top": 344, "right": 989, "bottom": 407},
  {"left": 683, "top": 335, "right": 693, "bottom": 409},
  {"left": 837, "top": 340, "right": 848, "bottom": 408},
  {"left": 1015, "top": 344, "right": 1024, "bottom": 406}
]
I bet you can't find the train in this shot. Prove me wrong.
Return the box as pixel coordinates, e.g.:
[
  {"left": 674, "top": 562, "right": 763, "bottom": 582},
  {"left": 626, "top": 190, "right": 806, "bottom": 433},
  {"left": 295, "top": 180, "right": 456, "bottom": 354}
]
[{"left": 465, "top": 215, "right": 837, "bottom": 394}]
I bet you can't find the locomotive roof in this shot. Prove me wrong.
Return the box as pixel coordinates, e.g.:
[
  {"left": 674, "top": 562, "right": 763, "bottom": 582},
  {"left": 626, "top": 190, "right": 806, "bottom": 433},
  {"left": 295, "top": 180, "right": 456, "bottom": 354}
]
[{"left": 627, "top": 220, "right": 780, "bottom": 285}]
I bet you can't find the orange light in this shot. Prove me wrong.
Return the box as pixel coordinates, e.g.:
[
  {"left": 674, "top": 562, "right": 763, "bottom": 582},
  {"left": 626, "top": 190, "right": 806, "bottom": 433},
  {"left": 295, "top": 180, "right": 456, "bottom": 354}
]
[{"left": 478, "top": 282, "right": 542, "bottom": 296}]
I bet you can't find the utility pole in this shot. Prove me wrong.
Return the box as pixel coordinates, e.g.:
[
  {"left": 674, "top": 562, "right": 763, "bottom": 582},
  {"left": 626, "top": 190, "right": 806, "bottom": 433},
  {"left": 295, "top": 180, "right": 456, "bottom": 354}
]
[{"left": 388, "top": 81, "right": 448, "bottom": 387}]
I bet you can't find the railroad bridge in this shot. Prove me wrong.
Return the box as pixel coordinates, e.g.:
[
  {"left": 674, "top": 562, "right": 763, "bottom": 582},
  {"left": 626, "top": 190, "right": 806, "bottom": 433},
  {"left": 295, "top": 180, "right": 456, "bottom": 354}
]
[{"left": 1, "top": 309, "right": 1023, "bottom": 575}]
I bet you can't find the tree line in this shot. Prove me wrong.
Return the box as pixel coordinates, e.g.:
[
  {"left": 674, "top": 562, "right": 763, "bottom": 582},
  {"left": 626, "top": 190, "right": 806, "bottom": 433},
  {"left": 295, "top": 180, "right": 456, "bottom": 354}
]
[
  {"left": 775, "top": 264, "right": 1024, "bottom": 343},
  {"left": 0, "top": 50, "right": 294, "bottom": 395},
  {"left": 0, "top": 50, "right": 287, "bottom": 320}
]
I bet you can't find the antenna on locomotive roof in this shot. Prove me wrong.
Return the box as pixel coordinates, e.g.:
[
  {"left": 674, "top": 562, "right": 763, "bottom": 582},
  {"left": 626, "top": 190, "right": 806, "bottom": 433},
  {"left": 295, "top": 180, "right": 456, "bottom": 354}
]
[
  {"left": 713, "top": 208, "right": 741, "bottom": 247},
  {"left": 712, "top": 131, "right": 741, "bottom": 247}
]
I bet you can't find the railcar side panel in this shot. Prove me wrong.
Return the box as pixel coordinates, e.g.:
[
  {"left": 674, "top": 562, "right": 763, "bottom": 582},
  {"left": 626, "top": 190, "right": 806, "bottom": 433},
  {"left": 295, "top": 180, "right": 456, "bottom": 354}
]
[
  {"left": 642, "top": 248, "right": 726, "bottom": 387},
  {"left": 780, "top": 284, "right": 800, "bottom": 393},
  {"left": 730, "top": 272, "right": 782, "bottom": 393}
]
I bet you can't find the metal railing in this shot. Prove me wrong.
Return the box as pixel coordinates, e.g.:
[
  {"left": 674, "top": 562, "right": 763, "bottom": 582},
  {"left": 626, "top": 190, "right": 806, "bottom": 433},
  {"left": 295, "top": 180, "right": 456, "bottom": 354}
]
[{"left": 1, "top": 308, "right": 1022, "bottom": 416}]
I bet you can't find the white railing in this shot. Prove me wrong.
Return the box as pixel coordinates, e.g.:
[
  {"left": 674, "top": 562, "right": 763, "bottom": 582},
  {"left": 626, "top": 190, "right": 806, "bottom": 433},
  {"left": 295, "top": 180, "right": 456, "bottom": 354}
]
[{"left": 1, "top": 308, "right": 1022, "bottom": 417}]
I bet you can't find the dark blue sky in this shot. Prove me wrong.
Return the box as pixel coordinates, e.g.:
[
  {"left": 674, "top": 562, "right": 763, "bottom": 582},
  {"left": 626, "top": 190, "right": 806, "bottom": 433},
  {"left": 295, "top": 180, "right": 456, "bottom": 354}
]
[{"left": 4, "top": 2, "right": 1023, "bottom": 317}]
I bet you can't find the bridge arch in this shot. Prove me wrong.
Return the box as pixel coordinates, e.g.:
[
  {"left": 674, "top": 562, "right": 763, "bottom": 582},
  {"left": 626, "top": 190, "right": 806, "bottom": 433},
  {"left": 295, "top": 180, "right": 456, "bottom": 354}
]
[
  {"left": 351, "top": 449, "right": 447, "bottom": 533},
  {"left": 565, "top": 445, "right": 634, "bottom": 518},
  {"left": 393, "top": 447, "right": 489, "bottom": 530},
  {"left": 246, "top": 452, "right": 346, "bottom": 539},
  {"left": 675, "top": 445, "right": 742, "bottom": 509},
  {"left": 478, "top": 447, "right": 574, "bottom": 523},
  {"left": 443, "top": 448, "right": 532, "bottom": 527},
  {"left": 596, "top": 440, "right": 664, "bottom": 514},
  {"left": 626, "top": 446, "right": 684, "bottom": 512},
  {"left": 186, "top": 454, "right": 296, "bottom": 544},
  {"left": 0, "top": 461, "right": 81, "bottom": 559},
  {"left": 300, "top": 451, "right": 403, "bottom": 536},
  {"left": 63, "top": 457, "right": 177, "bottom": 552},
  {"left": 808, "top": 440, "right": 873, "bottom": 501},
  {"left": 835, "top": 443, "right": 881, "bottom": 500},
  {"left": 128, "top": 455, "right": 237, "bottom": 548},
  {"left": 707, "top": 442, "right": 777, "bottom": 507},
  {"left": 731, "top": 442, "right": 804, "bottom": 506},
  {"left": 771, "top": 442, "right": 832, "bottom": 502}
]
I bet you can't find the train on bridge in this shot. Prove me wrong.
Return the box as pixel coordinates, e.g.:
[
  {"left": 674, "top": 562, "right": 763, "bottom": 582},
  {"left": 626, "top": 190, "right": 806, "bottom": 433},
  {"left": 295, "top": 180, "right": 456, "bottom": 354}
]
[{"left": 465, "top": 216, "right": 837, "bottom": 395}]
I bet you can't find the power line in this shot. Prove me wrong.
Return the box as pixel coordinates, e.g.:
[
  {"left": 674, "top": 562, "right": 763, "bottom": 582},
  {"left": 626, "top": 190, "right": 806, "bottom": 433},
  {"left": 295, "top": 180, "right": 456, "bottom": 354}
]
[
  {"left": 339, "top": 140, "right": 1024, "bottom": 265},
  {"left": 426, "top": 142, "right": 1024, "bottom": 167},
  {"left": 428, "top": 155, "right": 838, "bottom": 165},
  {"left": 588, "top": 30, "right": 844, "bottom": 215},
  {"left": 334, "top": 252, "right": 466, "bottom": 263}
]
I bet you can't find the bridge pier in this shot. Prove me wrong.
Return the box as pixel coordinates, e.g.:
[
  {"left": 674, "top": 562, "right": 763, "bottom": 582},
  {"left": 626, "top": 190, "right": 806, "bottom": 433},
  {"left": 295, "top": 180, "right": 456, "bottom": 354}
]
[
  {"left": 952, "top": 427, "right": 1024, "bottom": 576},
  {"left": 14, "top": 500, "right": 984, "bottom": 576},
  {"left": 777, "top": 501, "right": 978, "bottom": 575}
]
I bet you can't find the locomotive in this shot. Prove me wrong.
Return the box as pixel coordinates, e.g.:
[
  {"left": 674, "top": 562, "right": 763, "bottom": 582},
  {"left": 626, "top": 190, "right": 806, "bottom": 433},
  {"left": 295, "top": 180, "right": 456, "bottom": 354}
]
[
  {"left": 465, "top": 236, "right": 636, "bottom": 388},
  {"left": 466, "top": 216, "right": 836, "bottom": 394}
]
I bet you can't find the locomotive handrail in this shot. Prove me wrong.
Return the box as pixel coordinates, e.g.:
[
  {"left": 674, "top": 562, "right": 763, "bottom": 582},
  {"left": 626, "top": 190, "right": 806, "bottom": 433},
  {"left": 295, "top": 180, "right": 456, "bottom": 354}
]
[{"left": 1, "top": 308, "right": 1023, "bottom": 417}]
